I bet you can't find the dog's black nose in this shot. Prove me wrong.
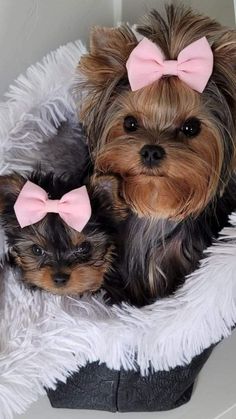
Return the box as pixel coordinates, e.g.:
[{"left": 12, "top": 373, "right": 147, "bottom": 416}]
[
  {"left": 53, "top": 273, "right": 69, "bottom": 286},
  {"left": 140, "top": 145, "right": 166, "bottom": 167}
]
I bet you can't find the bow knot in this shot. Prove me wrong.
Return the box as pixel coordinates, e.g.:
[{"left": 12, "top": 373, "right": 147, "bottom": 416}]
[
  {"left": 126, "top": 36, "right": 213, "bottom": 93},
  {"left": 162, "top": 60, "right": 178, "bottom": 76},
  {"left": 44, "top": 199, "right": 60, "bottom": 213},
  {"left": 14, "top": 181, "right": 92, "bottom": 232}
]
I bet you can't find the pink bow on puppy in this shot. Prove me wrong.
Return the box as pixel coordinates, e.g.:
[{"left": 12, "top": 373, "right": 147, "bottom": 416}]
[
  {"left": 126, "top": 36, "right": 213, "bottom": 93},
  {"left": 14, "top": 181, "right": 91, "bottom": 232}
]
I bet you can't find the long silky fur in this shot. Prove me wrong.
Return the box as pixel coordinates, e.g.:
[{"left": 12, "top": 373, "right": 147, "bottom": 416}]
[{"left": 104, "top": 175, "right": 236, "bottom": 306}]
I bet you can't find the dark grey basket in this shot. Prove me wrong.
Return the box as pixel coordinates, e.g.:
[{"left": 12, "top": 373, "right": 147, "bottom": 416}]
[{"left": 47, "top": 345, "right": 213, "bottom": 412}]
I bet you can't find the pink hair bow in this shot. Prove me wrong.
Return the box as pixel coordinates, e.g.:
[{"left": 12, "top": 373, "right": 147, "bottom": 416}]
[
  {"left": 126, "top": 36, "right": 213, "bottom": 93},
  {"left": 14, "top": 181, "right": 92, "bottom": 232}
]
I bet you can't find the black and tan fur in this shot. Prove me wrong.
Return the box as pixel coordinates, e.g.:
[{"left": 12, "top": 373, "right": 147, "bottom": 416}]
[{"left": 0, "top": 171, "right": 123, "bottom": 295}]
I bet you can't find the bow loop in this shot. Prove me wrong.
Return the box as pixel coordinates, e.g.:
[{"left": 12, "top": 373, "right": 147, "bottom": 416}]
[
  {"left": 126, "top": 36, "right": 213, "bottom": 93},
  {"left": 14, "top": 181, "right": 91, "bottom": 232}
]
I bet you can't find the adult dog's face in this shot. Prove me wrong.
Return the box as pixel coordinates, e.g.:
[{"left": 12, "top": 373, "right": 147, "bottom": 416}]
[{"left": 78, "top": 5, "right": 236, "bottom": 220}]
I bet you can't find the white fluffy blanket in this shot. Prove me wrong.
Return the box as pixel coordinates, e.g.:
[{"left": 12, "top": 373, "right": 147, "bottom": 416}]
[{"left": 0, "top": 40, "right": 236, "bottom": 419}]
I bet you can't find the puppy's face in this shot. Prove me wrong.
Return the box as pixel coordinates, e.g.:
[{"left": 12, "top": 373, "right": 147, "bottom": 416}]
[
  {"left": 0, "top": 173, "right": 116, "bottom": 295},
  {"left": 78, "top": 6, "right": 236, "bottom": 220},
  {"left": 10, "top": 220, "right": 113, "bottom": 295}
]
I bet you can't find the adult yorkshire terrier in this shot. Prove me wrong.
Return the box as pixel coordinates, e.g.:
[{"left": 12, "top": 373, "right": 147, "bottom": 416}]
[
  {"left": 0, "top": 171, "right": 123, "bottom": 295},
  {"left": 77, "top": 5, "right": 236, "bottom": 306}
]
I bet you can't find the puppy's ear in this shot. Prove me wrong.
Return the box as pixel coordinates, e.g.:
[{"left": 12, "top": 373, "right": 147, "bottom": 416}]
[
  {"left": 0, "top": 173, "right": 25, "bottom": 217},
  {"left": 77, "top": 26, "right": 137, "bottom": 149}
]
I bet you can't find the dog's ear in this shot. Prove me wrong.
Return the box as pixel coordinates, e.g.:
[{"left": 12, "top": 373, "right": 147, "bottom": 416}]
[
  {"left": 79, "top": 25, "right": 137, "bottom": 88},
  {"left": 212, "top": 30, "right": 236, "bottom": 109},
  {"left": 77, "top": 26, "right": 137, "bottom": 149},
  {"left": 0, "top": 173, "right": 25, "bottom": 217}
]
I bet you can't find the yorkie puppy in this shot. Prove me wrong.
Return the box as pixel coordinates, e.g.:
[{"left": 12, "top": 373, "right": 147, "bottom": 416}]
[
  {"left": 0, "top": 171, "right": 122, "bottom": 295},
  {"left": 78, "top": 5, "right": 236, "bottom": 305}
]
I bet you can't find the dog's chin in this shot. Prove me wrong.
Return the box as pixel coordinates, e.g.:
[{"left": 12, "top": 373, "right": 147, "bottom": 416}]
[
  {"left": 22, "top": 278, "right": 103, "bottom": 295},
  {"left": 121, "top": 173, "right": 213, "bottom": 220}
]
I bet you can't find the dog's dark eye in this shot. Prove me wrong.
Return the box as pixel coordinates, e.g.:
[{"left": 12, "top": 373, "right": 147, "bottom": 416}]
[
  {"left": 123, "top": 116, "right": 139, "bottom": 132},
  {"left": 181, "top": 118, "right": 201, "bottom": 138},
  {"left": 75, "top": 241, "right": 91, "bottom": 256},
  {"left": 31, "top": 244, "right": 44, "bottom": 256}
]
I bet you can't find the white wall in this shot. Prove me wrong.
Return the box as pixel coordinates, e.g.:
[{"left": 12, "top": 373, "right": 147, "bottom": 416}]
[
  {"left": 0, "top": 0, "right": 115, "bottom": 99},
  {"left": 0, "top": 0, "right": 235, "bottom": 99}
]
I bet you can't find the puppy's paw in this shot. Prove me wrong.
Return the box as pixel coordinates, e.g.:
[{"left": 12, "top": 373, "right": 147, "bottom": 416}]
[{"left": 91, "top": 174, "right": 130, "bottom": 220}]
